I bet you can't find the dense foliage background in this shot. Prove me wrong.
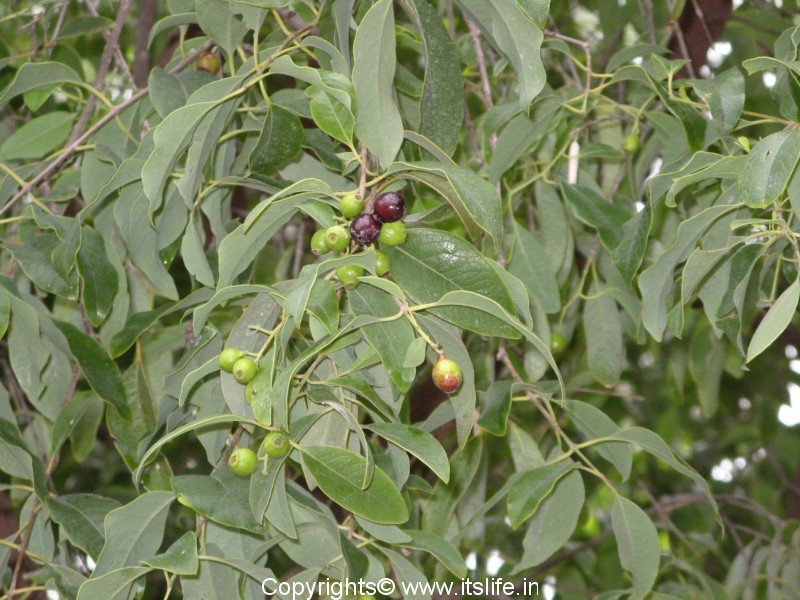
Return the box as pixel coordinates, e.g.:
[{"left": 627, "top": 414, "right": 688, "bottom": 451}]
[{"left": 0, "top": 0, "right": 799, "bottom": 598}]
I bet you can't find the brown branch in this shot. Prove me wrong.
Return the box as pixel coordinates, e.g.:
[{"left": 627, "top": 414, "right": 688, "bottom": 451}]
[
  {"left": 134, "top": 0, "right": 159, "bottom": 87},
  {"left": 68, "top": 0, "right": 133, "bottom": 147},
  {"left": 1, "top": 40, "right": 213, "bottom": 214}
]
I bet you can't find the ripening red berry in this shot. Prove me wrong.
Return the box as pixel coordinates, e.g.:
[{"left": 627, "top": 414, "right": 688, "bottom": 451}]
[
  {"left": 374, "top": 192, "right": 406, "bottom": 223},
  {"left": 432, "top": 355, "right": 462, "bottom": 394},
  {"left": 350, "top": 214, "right": 382, "bottom": 245}
]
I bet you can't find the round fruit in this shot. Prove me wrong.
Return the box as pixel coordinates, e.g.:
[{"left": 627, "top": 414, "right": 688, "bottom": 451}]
[
  {"left": 219, "top": 348, "right": 244, "bottom": 372},
  {"left": 229, "top": 448, "right": 257, "bottom": 476},
  {"left": 350, "top": 214, "right": 382, "bottom": 245},
  {"left": 432, "top": 355, "right": 463, "bottom": 394},
  {"left": 623, "top": 133, "right": 641, "bottom": 153},
  {"left": 310, "top": 230, "right": 329, "bottom": 256},
  {"left": 340, "top": 193, "right": 365, "bottom": 219},
  {"left": 375, "top": 250, "right": 390, "bottom": 276},
  {"left": 551, "top": 331, "right": 568, "bottom": 354},
  {"left": 325, "top": 225, "right": 351, "bottom": 252},
  {"left": 374, "top": 191, "right": 406, "bottom": 223},
  {"left": 232, "top": 357, "right": 258, "bottom": 384},
  {"left": 336, "top": 264, "right": 365, "bottom": 289},
  {"left": 261, "top": 431, "right": 291, "bottom": 458},
  {"left": 197, "top": 52, "right": 221, "bottom": 74},
  {"left": 378, "top": 221, "right": 406, "bottom": 246}
]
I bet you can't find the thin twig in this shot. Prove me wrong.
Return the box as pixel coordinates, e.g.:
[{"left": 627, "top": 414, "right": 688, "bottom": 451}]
[
  {"left": 1, "top": 40, "right": 213, "bottom": 213},
  {"left": 68, "top": 0, "right": 132, "bottom": 147}
]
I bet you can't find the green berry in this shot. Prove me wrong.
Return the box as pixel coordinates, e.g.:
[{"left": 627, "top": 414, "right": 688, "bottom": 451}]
[
  {"left": 229, "top": 448, "right": 257, "bottom": 476},
  {"left": 340, "top": 193, "right": 364, "bottom": 219},
  {"left": 375, "top": 250, "right": 390, "bottom": 276},
  {"left": 232, "top": 357, "right": 258, "bottom": 384},
  {"left": 325, "top": 225, "right": 351, "bottom": 252},
  {"left": 432, "top": 355, "right": 462, "bottom": 394},
  {"left": 336, "top": 264, "right": 364, "bottom": 289},
  {"left": 197, "top": 52, "right": 221, "bottom": 74},
  {"left": 219, "top": 348, "right": 245, "bottom": 372},
  {"left": 378, "top": 221, "right": 406, "bottom": 246},
  {"left": 623, "top": 133, "right": 641, "bottom": 153},
  {"left": 261, "top": 431, "right": 291, "bottom": 458},
  {"left": 551, "top": 332, "right": 568, "bottom": 354},
  {"left": 311, "top": 230, "right": 330, "bottom": 256}
]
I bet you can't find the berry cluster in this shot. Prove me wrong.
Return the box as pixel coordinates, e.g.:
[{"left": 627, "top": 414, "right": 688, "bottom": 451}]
[
  {"left": 219, "top": 349, "right": 292, "bottom": 477},
  {"left": 311, "top": 191, "right": 408, "bottom": 289}
]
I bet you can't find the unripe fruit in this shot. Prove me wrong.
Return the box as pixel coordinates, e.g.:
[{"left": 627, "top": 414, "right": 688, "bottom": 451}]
[
  {"left": 261, "top": 431, "right": 291, "bottom": 458},
  {"left": 336, "top": 264, "right": 364, "bottom": 289},
  {"left": 219, "top": 348, "right": 245, "bottom": 372},
  {"left": 350, "top": 214, "right": 382, "bottom": 245},
  {"left": 432, "top": 355, "right": 462, "bottom": 394},
  {"left": 229, "top": 448, "right": 257, "bottom": 476},
  {"left": 325, "top": 225, "right": 351, "bottom": 252},
  {"left": 310, "top": 230, "right": 330, "bottom": 256},
  {"left": 374, "top": 191, "right": 406, "bottom": 223},
  {"left": 232, "top": 357, "right": 258, "bottom": 384},
  {"left": 340, "top": 193, "right": 365, "bottom": 219},
  {"left": 551, "top": 332, "right": 568, "bottom": 354},
  {"left": 623, "top": 133, "right": 640, "bottom": 153},
  {"left": 375, "top": 250, "right": 390, "bottom": 276},
  {"left": 378, "top": 221, "right": 406, "bottom": 246},
  {"left": 358, "top": 596, "right": 376, "bottom": 600},
  {"left": 197, "top": 52, "right": 221, "bottom": 74}
]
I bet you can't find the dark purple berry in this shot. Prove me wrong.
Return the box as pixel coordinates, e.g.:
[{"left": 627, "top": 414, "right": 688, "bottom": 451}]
[
  {"left": 350, "top": 214, "right": 382, "bottom": 245},
  {"left": 374, "top": 192, "right": 406, "bottom": 223}
]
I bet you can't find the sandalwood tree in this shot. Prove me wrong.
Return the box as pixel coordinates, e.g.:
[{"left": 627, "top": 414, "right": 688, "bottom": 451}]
[{"left": 0, "top": 0, "right": 798, "bottom": 598}]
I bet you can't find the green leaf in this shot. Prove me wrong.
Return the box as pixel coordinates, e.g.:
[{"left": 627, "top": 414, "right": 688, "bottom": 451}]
[
  {"left": 55, "top": 321, "right": 128, "bottom": 418},
  {"left": 639, "top": 204, "right": 739, "bottom": 340},
  {"left": 173, "top": 470, "right": 264, "bottom": 534},
  {"left": 4, "top": 236, "right": 77, "bottom": 298},
  {"left": 691, "top": 68, "right": 745, "bottom": 134},
  {"left": 46, "top": 494, "right": 120, "bottom": 558},
  {"left": 134, "top": 414, "right": 260, "bottom": 485},
  {"left": 143, "top": 531, "right": 199, "bottom": 575},
  {"left": 400, "top": 530, "right": 467, "bottom": 578},
  {"left": 454, "top": 0, "right": 545, "bottom": 107},
  {"left": 514, "top": 468, "right": 584, "bottom": 571},
  {"left": 59, "top": 15, "right": 115, "bottom": 39},
  {"left": 747, "top": 279, "right": 800, "bottom": 362},
  {"left": 364, "top": 423, "right": 450, "bottom": 483},
  {"left": 389, "top": 161, "right": 503, "bottom": 248},
  {"left": 77, "top": 227, "right": 119, "bottom": 327},
  {"left": 196, "top": 0, "right": 247, "bottom": 55},
  {"left": 612, "top": 201, "right": 652, "bottom": 283},
  {"left": 299, "top": 445, "right": 409, "bottom": 524},
  {"left": 141, "top": 76, "right": 245, "bottom": 208},
  {"left": 0, "top": 62, "right": 83, "bottom": 108},
  {"left": 606, "top": 427, "right": 719, "bottom": 523},
  {"left": 249, "top": 104, "right": 304, "bottom": 173},
  {"left": 476, "top": 380, "right": 512, "bottom": 436},
  {"left": 739, "top": 130, "right": 800, "bottom": 208},
  {"left": 92, "top": 492, "right": 175, "bottom": 577},
  {"left": 515, "top": 0, "right": 550, "bottom": 27},
  {"left": 352, "top": 0, "right": 404, "bottom": 166},
  {"left": 643, "top": 69, "right": 706, "bottom": 152},
  {"left": 612, "top": 495, "right": 661, "bottom": 600},
  {"left": 0, "top": 111, "right": 73, "bottom": 160},
  {"left": 508, "top": 221, "right": 561, "bottom": 313},
  {"left": 309, "top": 91, "right": 354, "bottom": 146},
  {"left": 385, "top": 229, "right": 518, "bottom": 337},
  {"left": 76, "top": 567, "right": 152, "bottom": 600},
  {"left": 507, "top": 461, "right": 574, "bottom": 529},
  {"left": 583, "top": 284, "right": 623, "bottom": 387},
  {"left": 346, "top": 284, "right": 416, "bottom": 392},
  {"left": 406, "top": 0, "right": 463, "bottom": 154},
  {"left": 563, "top": 399, "right": 632, "bottom": 480}
]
